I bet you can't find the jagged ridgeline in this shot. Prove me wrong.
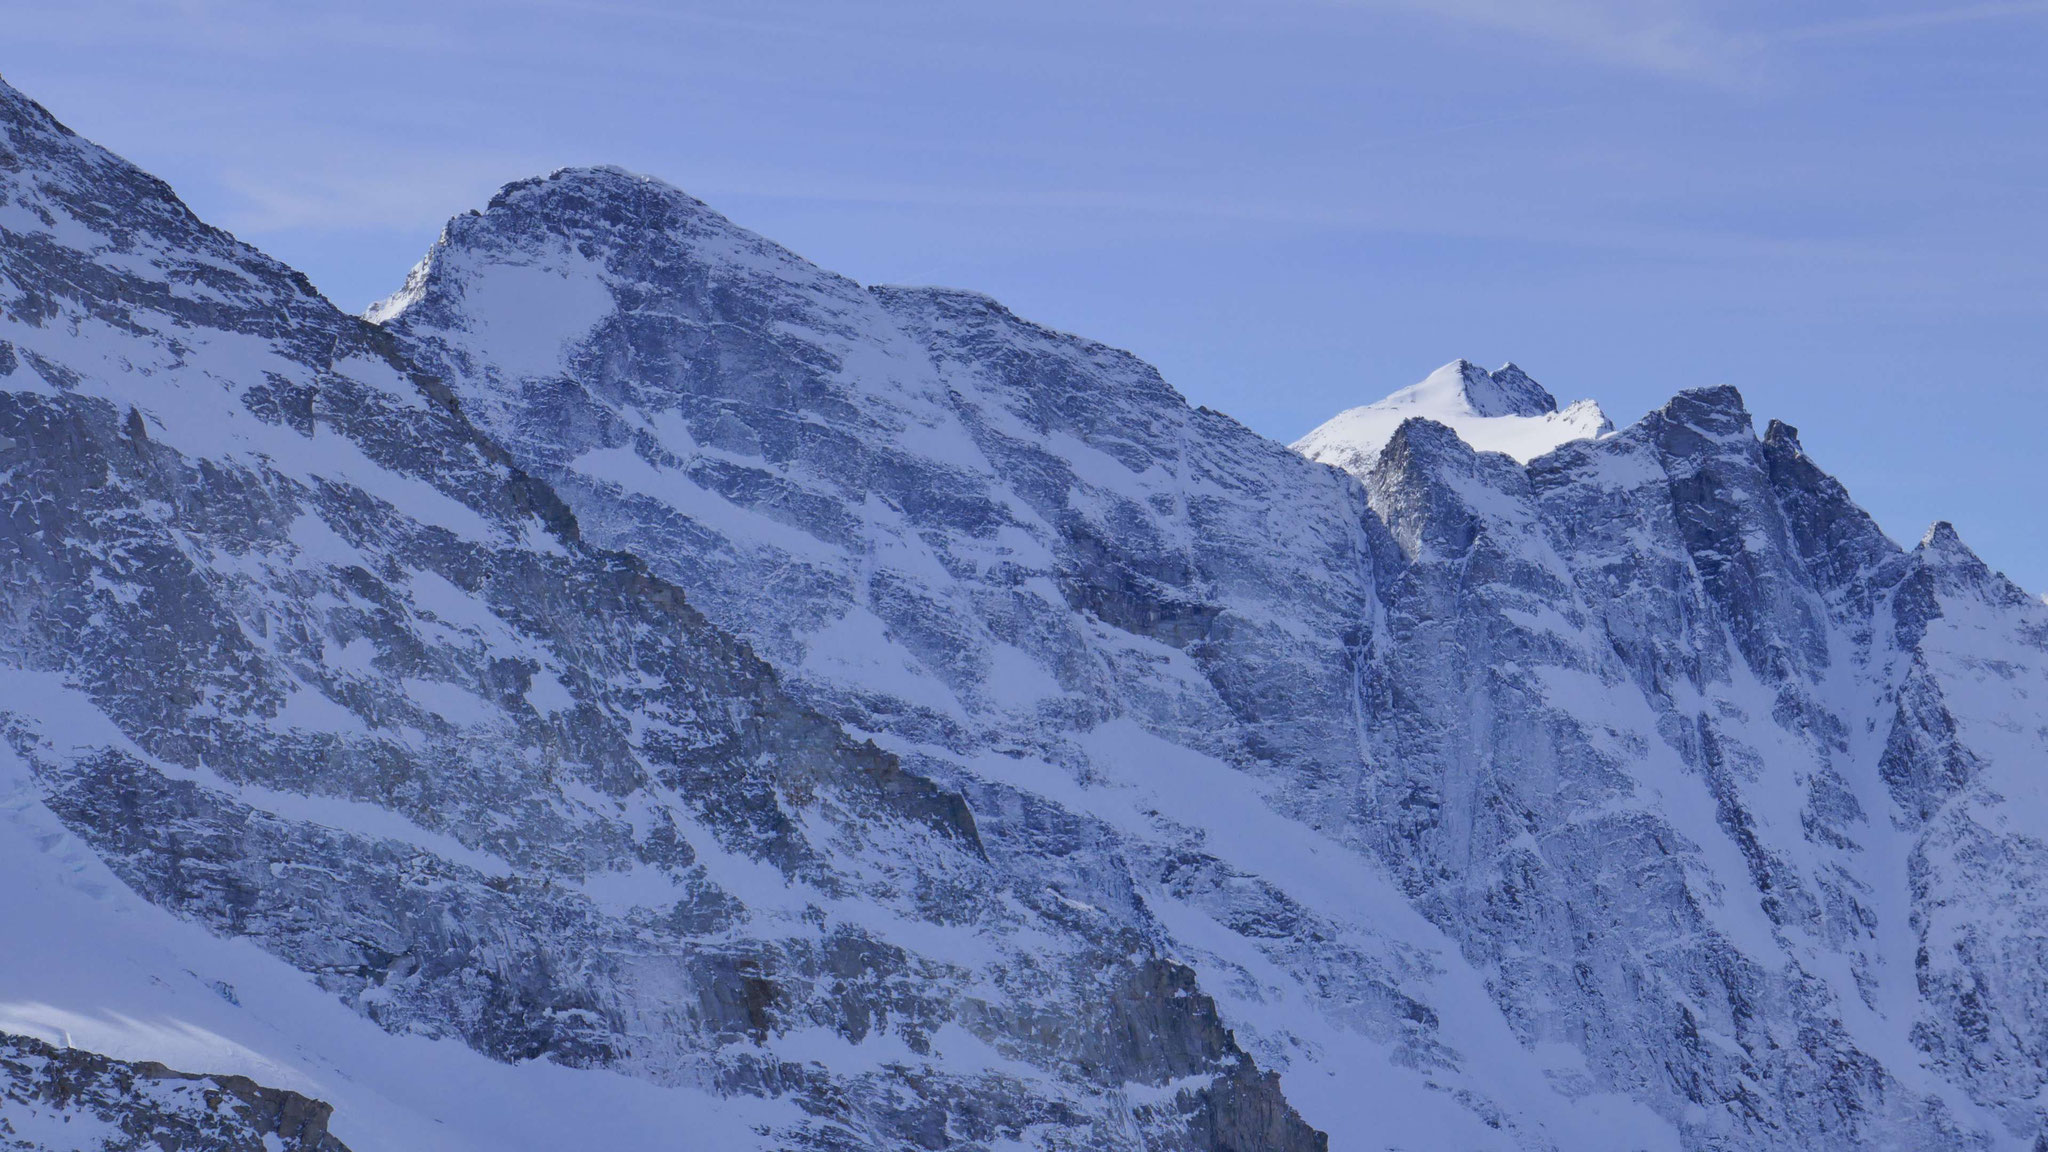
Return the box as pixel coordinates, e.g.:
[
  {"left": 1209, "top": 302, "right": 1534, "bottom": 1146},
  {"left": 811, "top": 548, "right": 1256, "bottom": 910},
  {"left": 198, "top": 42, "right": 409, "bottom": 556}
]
[{"left": 3, "top": 74, "right": 2046, "bottom": 1152}]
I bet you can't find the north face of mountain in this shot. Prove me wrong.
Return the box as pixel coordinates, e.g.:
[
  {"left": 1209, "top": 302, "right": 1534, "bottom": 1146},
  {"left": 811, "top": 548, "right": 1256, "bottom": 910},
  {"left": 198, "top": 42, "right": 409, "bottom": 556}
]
[
  {"left": 3, "top": 73, "right": 2047, "bottom": 1152},
  {"left": 375, "top": 165, "right": 2048, "bottom": 1149},
  {"left": 0, "top": 79, "right": 1320, "bottom": 1152}
]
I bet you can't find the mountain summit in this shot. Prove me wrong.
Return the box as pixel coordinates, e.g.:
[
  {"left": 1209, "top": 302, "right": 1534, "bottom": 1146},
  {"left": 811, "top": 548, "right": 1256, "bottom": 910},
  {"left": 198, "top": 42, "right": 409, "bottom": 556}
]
[
  {"left": 5, "top": 75, "right": 2048, "bottom": 1152},
  {"left": 1438, "top": 358, "right": 1557, "bottom": 417},
  {"left": 1293, "top": 358, "right": 1613, "bottom": 474}
]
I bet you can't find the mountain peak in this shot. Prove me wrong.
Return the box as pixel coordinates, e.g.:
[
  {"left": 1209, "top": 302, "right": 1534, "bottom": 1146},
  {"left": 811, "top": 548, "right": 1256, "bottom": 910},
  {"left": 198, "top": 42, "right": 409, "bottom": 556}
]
[
  {"left": 1630, "top": 387, "right": 1753, "bottom": 463},
  {"left": 1461, "top": 360, "right": 1557, "bottom": 417},
  {"left": 460, "top": 166, "right": 765, "bottom": 260},
  {"left": 366, "top": 165, "right": 853, "bottom": 353},
  {"left": 1398, "top": 359, "right": 1559, "bottom": 419},
  {"left": 1293, "top": 360, "right": 1609, "bottom": 476},
  {"left": 12, "top": 67, "right": 2048, "bottom": 1152},
  {"left": 0, "top": 72, "right": 66, "bottom": 134},
  {"left": 486, "top": 164, "right": 710, "bottom": 216},
  {"left": 1764, "top": 418, "right": 1803, "bottom": 452},
  {"left": 1921, "top": 520, "right": 1970, "bottom": 555}
]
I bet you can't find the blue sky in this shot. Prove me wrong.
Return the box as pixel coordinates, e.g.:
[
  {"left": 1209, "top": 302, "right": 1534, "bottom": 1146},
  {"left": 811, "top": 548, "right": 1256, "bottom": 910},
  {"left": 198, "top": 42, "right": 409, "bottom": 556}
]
[{"left": 7, "top": 0, "right": 2045, "bottom": 590}]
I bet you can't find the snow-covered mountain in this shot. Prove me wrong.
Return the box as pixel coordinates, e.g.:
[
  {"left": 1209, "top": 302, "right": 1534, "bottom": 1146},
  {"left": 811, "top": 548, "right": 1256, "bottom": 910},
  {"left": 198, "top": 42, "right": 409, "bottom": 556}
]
[
  {"left": 5, "top": 76, "right": 2047, "bottom": 1152},
  {"left": 1293, "top": 359, "right": 1612, "bottom": 473}
]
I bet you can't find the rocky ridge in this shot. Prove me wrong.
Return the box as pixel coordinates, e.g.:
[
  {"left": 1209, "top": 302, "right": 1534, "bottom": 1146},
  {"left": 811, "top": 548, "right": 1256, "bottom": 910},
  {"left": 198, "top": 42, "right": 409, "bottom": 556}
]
[
  {"left": 3, "top": 75, "right": 2047, "bottom": 1152},
  {"left": 0, "top": 77, "right": 1314, "bottom": 1152},
  {"left": 0, "top": 1032, "right": 350, "bottom": 1152}
]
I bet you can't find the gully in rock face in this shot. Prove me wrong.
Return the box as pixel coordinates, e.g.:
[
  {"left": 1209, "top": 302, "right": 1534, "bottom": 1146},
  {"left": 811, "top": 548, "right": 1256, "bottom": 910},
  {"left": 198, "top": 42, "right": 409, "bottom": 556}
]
[{"left": 3, "top": 70, "right": 2047, "bottom": 1152}]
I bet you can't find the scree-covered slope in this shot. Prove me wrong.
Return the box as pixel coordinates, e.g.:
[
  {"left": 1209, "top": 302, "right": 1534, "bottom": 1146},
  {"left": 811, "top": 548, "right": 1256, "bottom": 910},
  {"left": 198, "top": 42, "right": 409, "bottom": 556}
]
[{"left": 5, "top": 74, "right": 2048, "bottom": 1152}]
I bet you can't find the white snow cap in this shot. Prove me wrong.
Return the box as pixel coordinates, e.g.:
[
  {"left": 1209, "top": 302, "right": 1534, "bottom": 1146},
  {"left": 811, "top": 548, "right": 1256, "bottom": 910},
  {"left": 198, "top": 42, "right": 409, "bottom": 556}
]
[{"left": 1292, "top": 359, "right": 1612, "bottom": 476}]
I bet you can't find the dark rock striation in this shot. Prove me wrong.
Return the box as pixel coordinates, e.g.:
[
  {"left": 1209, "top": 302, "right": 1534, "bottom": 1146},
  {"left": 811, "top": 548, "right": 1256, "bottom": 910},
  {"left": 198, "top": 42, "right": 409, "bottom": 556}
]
[
  {"left": 3, "top": 71, "right": 2046, "bottom": 1152},
  {"left": 0, "top": 1032, "right": 349, "bottom": 1152}
]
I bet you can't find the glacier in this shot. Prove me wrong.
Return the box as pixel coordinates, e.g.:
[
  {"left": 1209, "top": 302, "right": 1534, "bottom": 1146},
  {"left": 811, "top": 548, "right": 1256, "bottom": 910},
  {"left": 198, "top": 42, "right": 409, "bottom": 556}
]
[{"left": 2, "top": 75, "right": 2046, "bottom": 1152}]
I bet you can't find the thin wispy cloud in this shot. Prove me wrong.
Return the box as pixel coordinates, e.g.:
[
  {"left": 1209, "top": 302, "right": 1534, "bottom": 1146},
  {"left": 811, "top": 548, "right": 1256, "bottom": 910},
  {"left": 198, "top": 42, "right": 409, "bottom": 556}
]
[
  {"left": 1366, "top": 0, "right": 1748, "bottom": 78},
  {"left": 1776, "top": 0, "right": 2048, "bottom": 42},
  {"left": 1356, "top": 0, "right": 2048, "bottom": 80},
  {"left": 2, "top": 0, "right": 451, "bottom": 55}
]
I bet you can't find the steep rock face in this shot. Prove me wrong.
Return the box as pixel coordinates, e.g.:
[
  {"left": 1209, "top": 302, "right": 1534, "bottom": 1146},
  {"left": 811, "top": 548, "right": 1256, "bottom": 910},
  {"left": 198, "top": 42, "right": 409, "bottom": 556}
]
[
  {"left": 1361, "top": 400, "right": 1898, "bottom": 1146},
  {"left": 1354, "top": 389, "right": 2048, "bottom": 1148},
  {"left": 3, "top": 71, "right": 2047, "bottom": 1152},
  {"left": 0, "top": 80, "right": 1319, "bottom": 1152},
  {"left": 1886, "top": 524, "right": 2048, "bottom": 1122},
  {"left": 376, "top": 168, "right": 1608, "bottom": 1150},
  {"left": 379, "top": 166, "right": 2048, "bottom": 1151}
]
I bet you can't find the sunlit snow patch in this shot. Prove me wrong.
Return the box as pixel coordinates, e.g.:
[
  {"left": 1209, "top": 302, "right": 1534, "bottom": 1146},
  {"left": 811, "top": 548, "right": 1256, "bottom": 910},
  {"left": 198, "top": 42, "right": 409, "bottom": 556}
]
[{"left": 1292, "top": 359, "right": 1612, "bottom": 475}]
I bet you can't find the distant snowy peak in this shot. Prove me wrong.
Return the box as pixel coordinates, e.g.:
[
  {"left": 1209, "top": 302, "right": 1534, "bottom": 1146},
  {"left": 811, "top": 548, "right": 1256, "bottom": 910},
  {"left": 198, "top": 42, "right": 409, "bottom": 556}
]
[
  {"left": 1292, "top": 359, "right": 1613, "bottom": 475},
  {"left": 1437, "top": 358, "right": 1555, "bottom": 418}
]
